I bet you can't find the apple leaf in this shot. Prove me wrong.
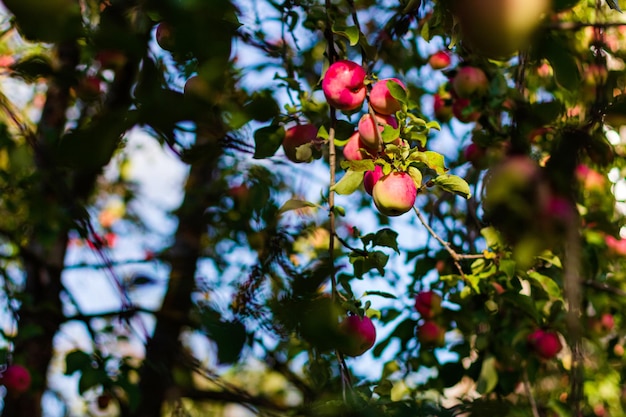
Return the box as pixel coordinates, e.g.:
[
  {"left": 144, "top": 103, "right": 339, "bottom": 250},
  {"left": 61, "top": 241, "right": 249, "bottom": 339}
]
[
  {"left": 606, "top": 0, "right": 622, "bottom": 12},
  {"left": 278, "top": 199, "right": 319, "bottom": 215},
  {"left": 539, "top": 34, "right": 581, "bottom": 91},
  {"left": 317, "top": 125, "right": 329, "bottom": 140},
  {"left": 332, "top": 24, "right": 360, "bottom": 46},
  {"left": 362, "top": 290, "right": 397, "bottom": 299},
  {"left": 409, "top": 150, "right": 447, "bottom": 175},
  {"left": 295, "top": 143, "right": 313, "bottom": 162},
  {"left": 381, "top": 125, "right": 401, "bottom": 143},
  {"left": 426, "top": 120, "right": 441, "bottom": 131},
  {"left": 64, "top": 350, "right": 92, "bottom": 375},
  {"left": 476, "top": 356, "right": 498, "bottom": 395},
  {"left": 340, "top": 159, "right": 375, "bottom": 172},
  {"left": 407, "top": 166, "right": 423, "bottom": 189},
  {"left": 79, "top": 368, "right": 109, "bottom": 395},
  {"left": 350, "top": 250, "right": 389, "bottom": 277},
  {"left": 374, "top": 228, "right": 400, "bottom": 253},
  {"left": 387, "top": 80, "right": 407, "bottom": 104},
  {"left": 253, "top": 124, "right": 285, "bottom": 159},
  {"left": 432, "top": 174, "right": 471, "bottom": 199},
  {"left": 528, "top": 271, "right": 563, "bottom": 302},
  {"left": 332, "top": 169, "right": 364, "bottom": 195}
]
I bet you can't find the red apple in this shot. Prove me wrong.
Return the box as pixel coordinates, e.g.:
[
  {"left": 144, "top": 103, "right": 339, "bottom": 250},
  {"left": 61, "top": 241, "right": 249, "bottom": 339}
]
[
  {"left": 452, "top": 98, "right": 481, "bottom": 123},
  {"left": 96, "top": 49, "right": 127, "bottom": 70},
  {"left": 463, "top": 143, "right": 487, "bottom": 169},
  {"left": 372, "top": 172, "right": 417, "bottom": 216},
  {"left": 433, "top": 93, "right": 453, "bottom": 123},
  {"left": 452, "top": 67, "right": 489, "bottom": 98},
  {"left": 417, "top": 321, "right": 446, "bottom": 347},
  {"left": 155, "top": 21, "right": 175, "bottom": 51},
  {"left": 428, "top": 51, "right": 451, "bottom": 70},
  {"left": 322, "top": 60, "right": 367, "bottom": 111},
  {"left": 282, "top": 124, "right": 320, "bottom": 163},
  {"left": 369, "top": 78, "right": 406, "bottom": 115},
  {"left": 338, "top": 315, "right": 377, "bottom": 357},
  {"left": 527, "top": 329, "right": 562, "bottom": 359},
  {"left": 343, "top": 132, "right": 376, "bottom": 161},
  {"left": 601, "top": 313, "right": 615, "bottom": 332},
  {"left": 1, "top": 364, "right": 31, "bottom": 394},
  {"left": 363, "top": 165, "right": 384, "bottom": 195},
  {"left": 357, "top": 113, "right": 398, "bottom": 151},
  {"left": 76, "top": 75, "right": 102, "bottom": 101},
  {"left": 452, "top": 0, "right": 551, "bottom": 59},
  {"left": 414, "top": 291, "right": 442, "bottom": 319}
]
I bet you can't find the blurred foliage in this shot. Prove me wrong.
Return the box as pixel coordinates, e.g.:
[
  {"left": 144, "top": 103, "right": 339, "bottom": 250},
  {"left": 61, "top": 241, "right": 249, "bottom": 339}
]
[{"left": 0, "top": 0, "right": 626, "bottom": 417}]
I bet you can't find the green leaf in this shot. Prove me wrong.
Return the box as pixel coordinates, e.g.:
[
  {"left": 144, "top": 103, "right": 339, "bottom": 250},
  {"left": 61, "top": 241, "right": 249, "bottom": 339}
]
[
  {"left": 387, "top": 80, "right": 407, "bottom": 103},
  {"left": 332, "top": 169, "right": 364, "bottom": 195},
  {"left": 481, "top": 227, "right": 502, "bottom": 249},
  {"left": 381, "top": 125, "right": 401, "bottom": 143},
  {"left": 340, "top": 159, "right": 375, "bottom": 172},
  {"left": 253, "top": 125, "right": 285, "bottom": 159},
  {"left": 374, "top": 228, "right": 400, "bottom": 253},
  {"left": 432, "top": 174, "right": 471, "bottom": 198},
  {"left": 332, "top": 24, "right": 360, "bottom": 46},
  {"left": 606, "top": 0, "right": 622, "bottom": 12},
  {"left": 350, "top": 250, "right": 389, "bottom": 277},
  {"left": 78, "top": 368, "right": 108, "bottom": 394},
  {"left": 407, "top": 166, "right": 423, "bottom": 188},
  {"left": 539, "top": 34, "right": 581, "bottom": 91},
  {"left": 362, "top": 290, "right": 397, "bottom": 299},
  {"left": 278, "top": 199, "right": 319, "bottom": 215},
  {"left": 476, "top": 356, "right": 498, "bottom": 394},
  {"left": 528, "top": 271, "right": 563, "bottom": 301},
  {"left": 65, "top": 350, "right": 92, "bottom": 375},
  {"left": 409, "top": 150, "right": 447, "bottom": 175}
]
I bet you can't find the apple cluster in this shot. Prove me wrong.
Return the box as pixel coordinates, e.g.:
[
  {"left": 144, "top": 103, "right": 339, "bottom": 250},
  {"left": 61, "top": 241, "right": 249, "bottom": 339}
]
[
  {"left": 414, "top": 290, "right": 446, "bottom": 347},
  {"left": 433, "top": 65, "right": 488, "bottom": 126},
  {"left": 327, "top": 60, "right": 419, "bottom": 216}
]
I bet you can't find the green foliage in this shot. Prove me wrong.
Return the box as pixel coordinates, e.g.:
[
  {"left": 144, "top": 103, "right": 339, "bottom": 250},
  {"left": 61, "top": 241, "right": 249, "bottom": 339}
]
[{"left": 3, "top": 0, "right": 626, "bottom": 416}]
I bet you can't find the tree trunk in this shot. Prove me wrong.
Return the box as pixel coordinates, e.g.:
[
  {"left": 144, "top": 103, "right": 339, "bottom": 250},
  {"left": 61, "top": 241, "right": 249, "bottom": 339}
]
[{"left": 136, "top": 121, "right": 224, "bottom": 416}]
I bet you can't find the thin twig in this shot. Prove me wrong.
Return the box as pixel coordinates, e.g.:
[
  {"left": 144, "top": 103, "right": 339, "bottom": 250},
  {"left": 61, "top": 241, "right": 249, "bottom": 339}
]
[
  {"left": 522, "top": 366, "right": 541, "bottom": 417},
  {"left": 413, "top": 206, "right": 466, "bottom": 277}
]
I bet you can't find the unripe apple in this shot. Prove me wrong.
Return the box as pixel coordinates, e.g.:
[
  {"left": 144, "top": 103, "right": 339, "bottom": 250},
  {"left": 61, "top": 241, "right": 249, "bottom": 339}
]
[
  {"left": 1, "top": 364, "right": 31, "bottom": 394},
  {"left": 527, "top": 329, "right": 562, "bottom": 359},
  {"left": 452, "top": 67, "right": 489, "bottom": 98},
  {"left": 414, "top": 291, "right": 442, "bottom": 319},
  {"left": 338, "top": 315, "right": 377, "bottom": 357},
  {"left": 322, "top": 60, "right": 367, "bottom": 111},
  {"left": 363, "top": 165, "right": 384, "bottom": 195},
  {"left": 452, "top": 0, "right": 551, "bottom": 59},
  {"left": 155, "top": 21, "right": 175, "bottom": 51},
  {"left": 282, "top": 124, "right": 320, "bottom": 163},
  {"left": 372, "top": 172, "right": 417, "bottom": 216},
  {"left": 357, "top": 113, "right": 398, "bottom": 150},
  {"left": 369, "top": 78, "right": 406, "bottom": 115},
  {"left": 433, "top": 93, "right": 453, "bottom": 123},
  {"left": 417, "top": 321, "right": 446, "bottom": 347},
  {"left": 428, "top": 51, "right": 451, "bottom": 70},
  {"left": 343, "top": 132, "right": 376, "bottom": 161},
  {"left": 452, "top": 98, "right": 481, "bottom": 123}
]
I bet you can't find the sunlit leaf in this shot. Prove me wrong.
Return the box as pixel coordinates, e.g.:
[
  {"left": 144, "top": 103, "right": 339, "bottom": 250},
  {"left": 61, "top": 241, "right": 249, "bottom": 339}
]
[
  {"left": 332, "top": 169, "right": 364, "bottom": 195},
  {"left": 432, "top": 174, "right": 471, "bottom": 198}
]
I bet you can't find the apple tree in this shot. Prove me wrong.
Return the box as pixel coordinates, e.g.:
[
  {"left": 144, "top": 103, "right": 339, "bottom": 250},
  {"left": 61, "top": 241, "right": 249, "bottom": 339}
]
[{"left": 0, "top": 0, "right": 625, "bottom": 416}]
